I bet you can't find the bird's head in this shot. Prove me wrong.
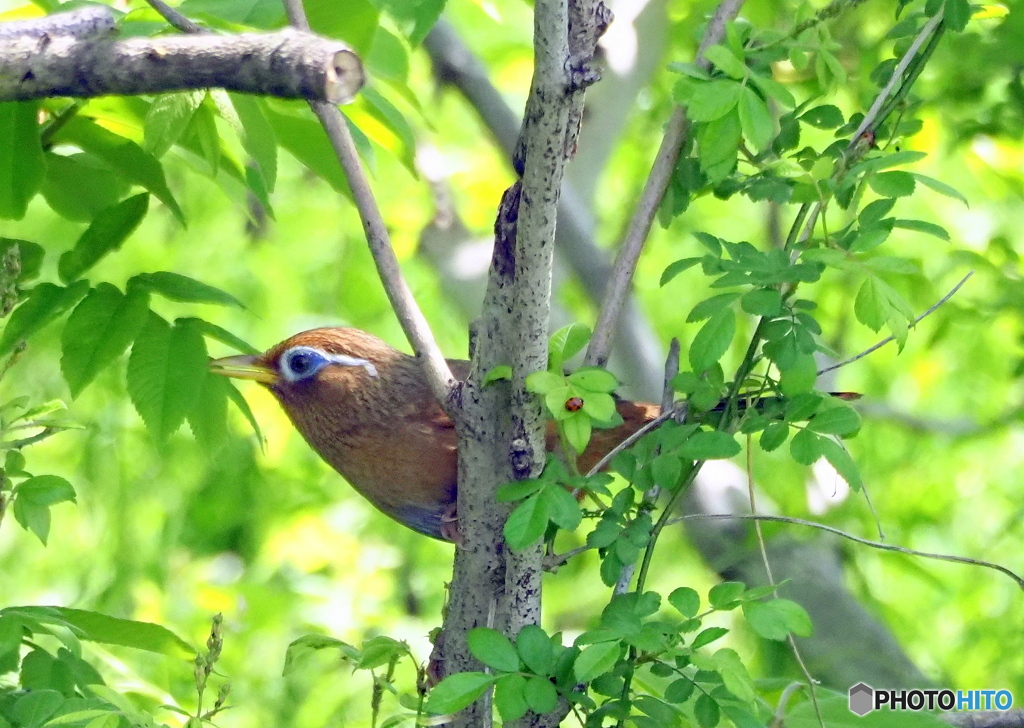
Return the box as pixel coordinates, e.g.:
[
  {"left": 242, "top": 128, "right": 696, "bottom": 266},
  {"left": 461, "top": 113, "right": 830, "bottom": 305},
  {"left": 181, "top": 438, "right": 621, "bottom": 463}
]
[{"left": 209, "top": 328, "right": 406, "bottom": 415}]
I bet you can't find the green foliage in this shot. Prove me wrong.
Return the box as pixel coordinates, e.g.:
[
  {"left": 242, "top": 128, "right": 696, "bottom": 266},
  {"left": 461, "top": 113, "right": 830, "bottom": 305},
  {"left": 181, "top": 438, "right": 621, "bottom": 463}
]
[{"left": 0, "top": 0, "right": 1017, "bottom": 726}]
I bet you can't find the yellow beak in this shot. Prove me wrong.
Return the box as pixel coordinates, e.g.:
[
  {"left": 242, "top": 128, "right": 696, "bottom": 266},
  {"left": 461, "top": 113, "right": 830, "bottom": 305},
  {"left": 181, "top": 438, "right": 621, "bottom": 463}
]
[{"left": 209, "top": 354, "right": 277, "bottom": 385}]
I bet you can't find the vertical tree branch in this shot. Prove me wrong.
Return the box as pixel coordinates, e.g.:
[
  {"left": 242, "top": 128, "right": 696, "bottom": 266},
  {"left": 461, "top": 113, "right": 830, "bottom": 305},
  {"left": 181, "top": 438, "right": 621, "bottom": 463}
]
[
  {"left": 441, "top": 0, "right": 610, "bottom": 725},
  {"left": 276, "top": 0, "right": 457, "bottom": 407},
  {"left": 585, "top": 0, "right": 746, "bottom": 367}
]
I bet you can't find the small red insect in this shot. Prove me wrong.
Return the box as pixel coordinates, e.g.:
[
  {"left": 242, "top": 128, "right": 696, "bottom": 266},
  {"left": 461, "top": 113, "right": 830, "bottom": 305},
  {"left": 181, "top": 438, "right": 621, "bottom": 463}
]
[{"left": 565, "top": 396, "right": 584, "bottom": 412}]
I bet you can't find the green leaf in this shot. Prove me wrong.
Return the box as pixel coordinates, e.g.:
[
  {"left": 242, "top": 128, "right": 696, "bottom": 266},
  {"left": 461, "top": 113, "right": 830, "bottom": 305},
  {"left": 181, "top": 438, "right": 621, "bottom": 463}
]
[
  {"left": 694, "top": 693, "right": 720, "bottom": 728},
  {"left": 264, "top": 106, "right": 352, "bottom": 197},
  {"left": 573, "top": 641, "right": 620, "bottom": 682},
  {"left": 740, "top": 288, "right": 782, "bottom": 316},
  {"left": 808, "top": 405, "right": 861, "bottom": 436},
  {"left": 525, "top": 370, "right": 563, "bottom": 395},
  {"left": 703, "top": 45, "right": 747, "bottom": 79},
  {"left": 184, "top": 318, "right": 259, "bottom": 355},
  {"left": 892, "top": 218, "right": 950, "bottom": 241},
  {"left": 789, "top": 428, "right": 824, "bottom": 465},
  {"left": 58, "top": 194, "right": 149, "bottom": 283},
  {"left": 581, "top": 392, "right": 617, "bottom": 422},
  {"left": 748, "top": 72, "right": 795, "bottom": 108},
  {"left": 738, "top": 86, "right": 773, "bottom": 152},
  {"left": 800, "top": 105, "right": 844, "bottom": 129},
  {"left": 854, "top": 277, "right": 889, "bottom": 332},
  {"left": 41, "top": 152, "right": 130, "bottom": 222},
  {"left": 853, "top": 150, "right": 928, "bottom": 175},
  {"left": 503, "top": 493, "right": 548, "bottom": 550},
  {"left": 130, "top": 271, "right": 243, "bottom": 308},
  {"left": 688, "top": 292, "right": 740, "bottom": 323},
  {"left": 13, "top": 496, "right": 52, "bottom": 544},
  {"left": 126, "top": 314, "right": 209, "bottom": 441},
  {"left": 16, "top": 475, "right": 75, "bottom": 507},
  {"left": 549, "top": 323, "right": 591, "bottom": 368},
  {"left": 691, "top": 626, "right": 728, "bottom": 649},
  {"left": 661, "top": 257, "right": 702, "bottom": 286},
  {"left": 709, "top": 581, "right": 744, "bottom": 608},
  {"left": 494, "top": 673, "right": 528, "bottom": 722},
  {"left": 0, "top": 281, "right": 90, "bottom": 357},
  {"left": 780, "top": 353, "right": 816, "bottom": 396},
  {"left": 12, "top": 690, "right": 63, "bottom": 728},
  {"left": 679, "top": 430, "right": 740, "bottom": 460},
  {"left": 425, "top": 672, "right": 497, "bottom": 714},
  {"left": 377, "top": 0, "right": 446, "bottom": 46},
  {"left": 187, "top": 371, "right": 229, "bottom": 450},
  {"left": 226, "top": 381, "right": 264, "bottom": 444},
  {"left": 496, "top": 479, "right": 545, "bottom": 502},
  {"left": 568, "top": 367, "right": 617, "bottom": 393},
  {"left": 819, "top": 437, "right": 863, "bottom": 490},
  {"left": 516, "top": 625, "right": 553, "bottom": 675},
  {"left": 669, "top": 587, "right": 700, "bottom": 617},
  {"left": 306, "top": 0, "right": 379, "bottom": 53},
  {"left": 742, "top": 599, "right": 813, "bottom": 640},
  {"left": 651, "top": 452, "right": 682, "bottom": 487},
  {"left": 868, "top": 170, "right": 916, "bottom": 198},
  {"left": 483, "top": 365, "right": 512, "bottom": 385},
  {"left": 47, "top": 607, "right": 193, "bottom": 655},
  {"left": 759, "top": 421, "right": 789, "bottom": 451},
  {"left": 360, "top": 85, "right": 417, "bottom": 173},
  {"left": 144, "top": 91, "right": 205, "bottom": 158},
  {"left": 685, "top": 80, "right": 742, "bottom": 122},
  {"left": 665, "top": 677, "right": 696, "bottom": 703},
  {"left": 945, "top": 0, "right": 971, "bottom": 31},
  {"left": 468, "top": 628, "right": 520, "bottom": 672},
  {"left": 865, "top": 256, "right": 919, "bottom": 275},
  {"left": 859, "top": 198, "right": 896, "bottom": 226},
  {"left": 689, "top": 308, "right": 735, "bottom": 372},
  {"left": 55, "top": 117, "right": 184, "bottom": 225},
  {"left": 543, "top": 484, "right": 582, "bottom": 531},
  {"left": 0, "top": 101, "right": 44, "bottom": 220},
  {"left": 561, "top": 411, "right": 592, "bottom": 454},
  {"left": 524, "top": 675, "right": 558, "bottom": 714},
  {"left": 230, "top": 94, "right": 278, "bottom": 192},
  {"left": 697, "top": 110, "right": 742, "bottom": 184},
  {"left": 912, "top": 173, "right": 968, "bottom": 205}
]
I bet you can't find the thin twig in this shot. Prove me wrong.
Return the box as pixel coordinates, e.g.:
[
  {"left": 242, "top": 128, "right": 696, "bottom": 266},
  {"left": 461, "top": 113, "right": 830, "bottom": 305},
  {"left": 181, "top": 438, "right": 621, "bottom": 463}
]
[
  {"left": 851, "top": 10, "right": 944, "bottom": 142},
  {"left": 584, "top": 0, "right": 746, "bottom": 368},
  {"left": 772, "top": 682, "right": 806, "bottom": 728},
  {"left": 585, "top": 410, "right": 673, "bottom": 477},
  {"left": 817, "top": 272, "right": 973, "bottom": 376},
  {"left": 796, "top": 9, "right": 946, "bottom": 249},
  {"left": 666, "top": 513, "right": 1024, "bottom": 591},
  {"left": 146, "top": 0, "right": 204, "bottom": 33},
  {"left": 277, "top": 0, "right": 457, "bottom": 407},
  {"left": 746, "top": 441, "right": 823, "bottom": 725}
]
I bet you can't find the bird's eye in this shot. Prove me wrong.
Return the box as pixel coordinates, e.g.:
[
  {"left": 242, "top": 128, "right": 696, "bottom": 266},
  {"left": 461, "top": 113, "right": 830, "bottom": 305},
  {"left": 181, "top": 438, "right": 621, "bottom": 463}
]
[
  {"left": 280, "top": 347, "right": 327, "bottom": 382},
  {"left": 289, "top": 353, "right": 313, "bottom": 374}
]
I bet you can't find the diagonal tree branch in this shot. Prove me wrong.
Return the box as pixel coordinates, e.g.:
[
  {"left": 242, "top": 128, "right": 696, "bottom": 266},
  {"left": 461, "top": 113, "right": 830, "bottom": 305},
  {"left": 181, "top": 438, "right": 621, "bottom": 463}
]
[
  {"left": 585, "top": 0, "right": 746, "bottom": 367},
  {"left": 273, "top": 0, "right": 458, "bottom": 407}
]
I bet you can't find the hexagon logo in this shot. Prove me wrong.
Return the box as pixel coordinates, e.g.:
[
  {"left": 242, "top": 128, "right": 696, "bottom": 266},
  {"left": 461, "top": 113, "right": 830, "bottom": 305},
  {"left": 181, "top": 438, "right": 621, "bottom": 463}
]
[{"left": 849, "top": 682, "right": 874, "bottom": 716}]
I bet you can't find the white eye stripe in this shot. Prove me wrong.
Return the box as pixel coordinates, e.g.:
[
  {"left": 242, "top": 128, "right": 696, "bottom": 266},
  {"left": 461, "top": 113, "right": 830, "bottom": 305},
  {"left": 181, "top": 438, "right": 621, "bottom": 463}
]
[
  {"left": 325, "top": 353, "right": 378, "bottom": 378},
  {"left": 279, "top": 346, "right": 378, "bottom": 382}
]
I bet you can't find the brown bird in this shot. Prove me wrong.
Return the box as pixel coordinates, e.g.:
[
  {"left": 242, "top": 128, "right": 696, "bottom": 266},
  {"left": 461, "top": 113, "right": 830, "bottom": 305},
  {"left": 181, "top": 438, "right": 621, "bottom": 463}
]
[{"left": 209, "top": 327, "right": 660, "bottom": 542}]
